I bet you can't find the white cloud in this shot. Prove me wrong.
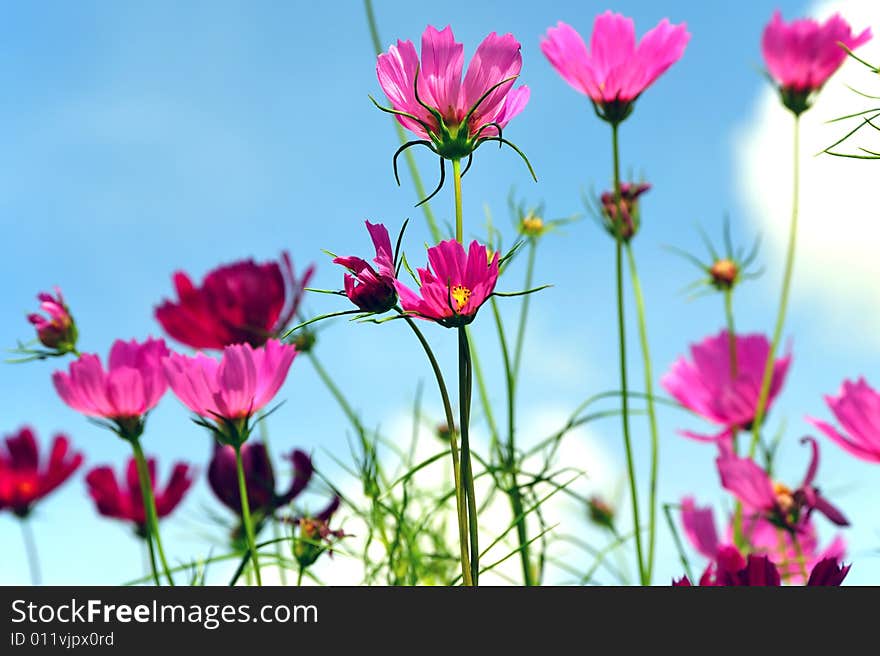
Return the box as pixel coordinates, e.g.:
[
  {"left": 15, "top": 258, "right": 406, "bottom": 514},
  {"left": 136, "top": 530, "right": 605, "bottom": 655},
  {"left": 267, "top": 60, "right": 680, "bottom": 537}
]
[{"left": 735, "top": 0, "right": 880, "bottom": 348}]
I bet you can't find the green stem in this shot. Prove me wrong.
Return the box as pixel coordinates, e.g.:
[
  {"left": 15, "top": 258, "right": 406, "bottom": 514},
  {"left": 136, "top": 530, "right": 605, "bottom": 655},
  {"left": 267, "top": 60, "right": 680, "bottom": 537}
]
[
  {"left": 724, "top": 288, "right": 739, "bottom": 378},
  {"left": 749, "top": 114, "right": 800, "bottom": 459},
  {"left": 20, "top": 518, "right": 41, "bottom": 586},
  {"left": 491, "top": 299, "right": 533, "bottom": 586},
  {"left": 257, "top": 421, "right": 288, "bottom": 586},
  {"left": 512, "top": 239, "right": 537, "bottom": 380},
  {"left": 130, "top": 439, "right": 174, "bottom": 586},
  {"left": 308, "top": 352, "right": 365, "bottom": 437},
  {"left": 296, "top": 567, "right": 304, "bottom": 587},
  {"left": 363, "top": 0, "right": 442, "bottom": 242},
  {"left": 611, "top": 122, "right": 647, "bottom": 585},
  {"left": 624, "top": 243, "right": 659, "bottom": 585},
  {"left": 453, "top": 158, "right": 463, "bottom": 242},
  {"left": 234, "top": 444, "right": 262, "bottom": 586},
  {"left": 402, "top": 315, "right": 472, "bottom": 586},
  {"left": 458, "top": 327, "right": 479, "bottom": 586},
  {"left": 467, "top": 327, "right": 501, "bottom": 457}
]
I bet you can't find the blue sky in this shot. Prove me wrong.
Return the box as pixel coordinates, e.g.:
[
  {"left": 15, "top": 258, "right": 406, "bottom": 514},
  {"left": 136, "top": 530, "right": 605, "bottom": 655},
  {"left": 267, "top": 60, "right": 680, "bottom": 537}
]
[{"left": 1, "top": 0, "right": 878, "bottom": 585}]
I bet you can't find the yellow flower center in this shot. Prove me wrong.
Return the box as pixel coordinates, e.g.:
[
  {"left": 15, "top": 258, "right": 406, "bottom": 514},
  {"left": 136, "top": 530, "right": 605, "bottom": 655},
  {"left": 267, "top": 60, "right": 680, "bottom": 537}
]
[
  {"left": 521, "top": 215, "right": 544, "bottom": 236},
  {"left": 451, "top": 285, "right": 471, "bottom": 311},
  {"left": 773, "top": 482, "right": 795, "bottom": 513}
]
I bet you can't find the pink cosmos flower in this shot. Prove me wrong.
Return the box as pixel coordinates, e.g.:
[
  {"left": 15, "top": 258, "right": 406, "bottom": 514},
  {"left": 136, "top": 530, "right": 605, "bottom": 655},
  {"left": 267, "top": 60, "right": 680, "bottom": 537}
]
[
  {"left": 717, "top": 437, "right": 848, "bottom": 529},
  {"left": 332, "top": 221, "right": 398, "bottom": 314},
  {"left": 762, "top": 10, "right": 871, "bottom": 113},
  {"left": 661, "top": 331, "right": 792, "bottom": 443},
  {"left": 85, "top": 456, "right": 194, "bottom": 535},
  {"left": 674, "top": 545, "right": 849, "bottom": 587},
  {"left": 155, "top": 253, "right": 314, "bottom": 350},
  {"left": 53, "top": 338, "right": 170, "bottom": 437},
  {"left": 394, "top": 239, "right": 499, "bottom": 328},
  {"left": 808, "top": 377, "right": 880, "bottom": 464},
  {"left": 541, "top": 12, "right": 690, "bottom": 124},
  {"left": 163, "top": 340, "right": 296, "bottom": 443},
  {"left": 680, "top": 496, "right": 845, "bottom": 584},
  {"left": 376, "top": 25, "right": 529, "bottom": 159},
  {"left": 27, "top": 287, "right": 77, "bottom": 353},
  {"left": 0, "top": 427, "right": 83, "bottom": 518}
]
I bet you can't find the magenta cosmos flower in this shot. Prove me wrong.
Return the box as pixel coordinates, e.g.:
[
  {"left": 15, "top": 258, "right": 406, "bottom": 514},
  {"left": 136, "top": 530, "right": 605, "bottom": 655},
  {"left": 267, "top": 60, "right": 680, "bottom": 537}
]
[
  {"left": 762, "top": 10, "right": 871, "bottom": 114},
  {"left": 85, "top": 456, "right": 194, "bottom": 537},
  {"left": 717, "top": 437, "right": 848, "bottom": 530},
  {"left": 808, "top": 378, "right": 880, "bottom": 464},
  {"left": 674, "top": 544, "right": 849, "bottom": 587},
  {"left": 53, "top": 338, "right": 170, "bottom": 439},
  {"left": 680, "top": 496, "right": 845, "bottom": 584},
  {"left": 541, "top": 12, "right": 689, "bottom": 124},
  {"left": 332, "top": 221, "right": 397, "bottom": 314},
  {"left": 155, "top": 252, "right": 314, "bottom": 350},
  {"left": 0, "top": 427, "right": 83, "bottom": 518},
  {"left": 27, "top": 287, "right": 77, "bottom": 354},
  {"left": 376, "top": 25, "right": 529, "bottom": 160},
  {"left": 661, "top": 330, "right": 792, "bottom": 443},
  {"left": 395, "top": 239, "right": 499, "bottom": 328},
  {"left": 163, "top": 339, "right": 297, "bottom": 445}
]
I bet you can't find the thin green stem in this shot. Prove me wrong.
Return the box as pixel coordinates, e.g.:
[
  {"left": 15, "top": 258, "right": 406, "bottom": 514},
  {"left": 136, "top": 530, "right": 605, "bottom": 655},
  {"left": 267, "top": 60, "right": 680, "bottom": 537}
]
[
  {"left": 467, "top": 327, "right": 501, "bottom": 456},
  {"left": 257, "top": 421, "right": 288, "bottom": 586},
  {"left": 20, "top": 518, "right": 41, "bottom": 585},
  {"left": 624, "top": 243, "right": 659, "bottom": 585},
  {"left": 308, "top": 352, "right": 365, "bottom": 436},
  {"left": 724, "top": 288, "right": 739, "bottom": 378},
  {"left": 512, "top": 239, "right": 537, "bottom": 380},
  {"left": 234, "top": 444, "right": 262, "bottom": 586},
  {"left": 749, "top": 114, "right": 800, "bottom": 459},
  {"left": 363, "top": 0, "right": 441, "bottom": 241},
  {"left": 490, "top": 298, "right": 534, "bottom": 586},
  {"left": 402, "top": 315, "right": 472, "bottom": 586},
  {"left": 296, "top": 567, "right": 305, "bottom": 587},
  {"left": 611, "top": 122, "right": 646, "bottom": 585},
  {"left": 130, "top": 439, "right": 174, "bottom": 586},
  {"left": 458, "top": 327, "right": 479, "bottom": 585},
  {"left": 452, "top": 158, "right": 463, "bottom": 242}
]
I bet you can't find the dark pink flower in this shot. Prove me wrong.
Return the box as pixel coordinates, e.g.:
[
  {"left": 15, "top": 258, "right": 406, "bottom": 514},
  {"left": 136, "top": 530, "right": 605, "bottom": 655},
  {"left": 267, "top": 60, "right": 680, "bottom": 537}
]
[
  {"left": 541, "top": 12, "right": 689, "bottom": 124},
  {"left": 208, "top": 442, "right": 313, "bottom": 517},
  {"left": 27, "top": 287, "right": 77, "bottom": 353},
  {"left": 52, "top": 338, "right": 170, "bottom": 438},
  {"left": 717, "top": 437, "right": 848, "bottom": 529},
  {"left": 762, "top": 10, "right": 871, "bottom": 114},
  {"left": 675, "top": 546, "right": 850, "bottom": 587},
  {"left": 376, "top": 25, "right": 529, "bottom": 159},
  {"left": 332, "top": 221, "right": 398, "bottom": 313},
  {"left": 661, "top": 331, "right": 792, "bottom": 443},
  {"left": 395, "top": 239, "right": 499, "bottom": 328},
  {"left": 85, "top": 457, "right": 194, "bottom": 535},
  {"left": 0, "top": 427, "right": 83, "bottom": 517},
  {"left": 163, "top": 340, "right": 297, "bottom": 443},
  {"left": 681, "top": 496, "right": 845, "bottom": 584},
  {"left": 155, "top": 253, "right": 314, "bottom": 350},
  {"left": 808, "top": 377, "right": 880, "bottom": 464}
]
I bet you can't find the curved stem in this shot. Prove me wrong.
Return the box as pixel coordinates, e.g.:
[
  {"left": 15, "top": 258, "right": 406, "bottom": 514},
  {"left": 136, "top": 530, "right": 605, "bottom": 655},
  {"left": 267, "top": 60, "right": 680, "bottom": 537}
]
[
  {"left": 363, "top": 0, "right": 442, "bottom": 242},
  {"left": 20, "top": 518, "right": 42, "bottom": 586},
  {"left": 458, "top": 327, "right": 479, "bottom": 585},
  {"left": 130, "top": 439, "right": 174, "bottom": 586},
  {"left": 749, "top": 114, "right": 800, "bottom": 459},
  {"left": 611, "top": 122, "right": 646, "bottom": 585},
  {"left": 402, "top": 315, "right": 472, "bottom": 586},
  {"left": 234, "top": 444, "right": 262, "bottom": 586},
  {"left": 491, "top": 298, "right": 533, "bottom": 586},
  {"left": 624, "top": 243, "right": 658, "bottom": 585}
]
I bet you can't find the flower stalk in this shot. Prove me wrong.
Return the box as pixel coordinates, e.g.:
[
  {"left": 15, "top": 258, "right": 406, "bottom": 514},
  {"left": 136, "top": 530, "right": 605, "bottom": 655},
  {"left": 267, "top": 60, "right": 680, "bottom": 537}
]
[
  {"left": 129, "top": 438, "right": 175, "bottom": 586},
  {"left": 234, "top": 444, "right": 262, "bottom": 586}
]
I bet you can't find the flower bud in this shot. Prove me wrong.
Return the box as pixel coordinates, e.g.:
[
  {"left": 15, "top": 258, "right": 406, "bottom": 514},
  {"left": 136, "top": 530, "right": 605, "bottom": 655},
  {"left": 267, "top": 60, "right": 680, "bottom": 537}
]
[
  {"left": 599, "top": 183, "right": 650, "bottom": 241},
  {"left": 27, "top": 288, "right": 77, "bottom": 354}
]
